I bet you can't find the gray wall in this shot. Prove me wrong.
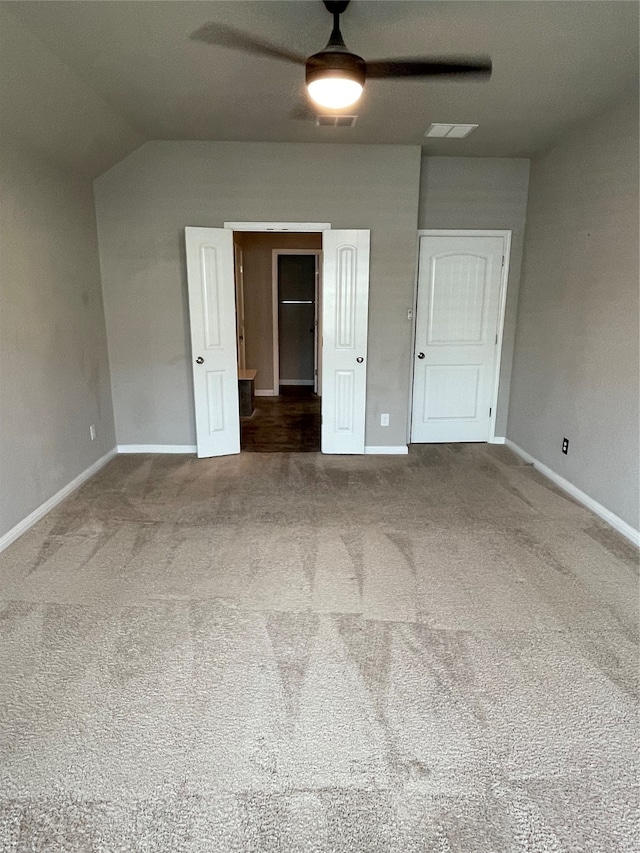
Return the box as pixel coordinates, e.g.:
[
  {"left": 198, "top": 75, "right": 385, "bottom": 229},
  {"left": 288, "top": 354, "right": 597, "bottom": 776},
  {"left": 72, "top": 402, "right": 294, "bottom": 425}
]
[
  {"left": 235, "top": 231, "right": 322, "bottom": 392},
  {"left": 94, "top": 141, "right": 421, "bottom": 448},
  {"left": 508, "top": 97, "right": 639, "bottom": 528},
  {"left": 418, "top": 157, "right": 531, "bottom": 436},
  {"left": 0, "top": 143, "right": 116, "bottom": 539}
]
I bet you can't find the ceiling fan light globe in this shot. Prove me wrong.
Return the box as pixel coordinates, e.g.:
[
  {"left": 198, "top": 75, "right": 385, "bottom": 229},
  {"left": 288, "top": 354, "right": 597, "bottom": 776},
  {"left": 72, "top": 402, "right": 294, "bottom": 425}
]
[{"left": 307, "top": 77, "right": 363, "bottom": 109}]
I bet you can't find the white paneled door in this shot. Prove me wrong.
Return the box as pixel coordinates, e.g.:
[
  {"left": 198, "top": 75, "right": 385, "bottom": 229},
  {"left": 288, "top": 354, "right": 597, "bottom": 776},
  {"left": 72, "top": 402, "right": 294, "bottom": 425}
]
[
  {"left": 411, "top": 233, "right": 506, "bottom": 443},
  {"left": 321, "top": 230, "right": 370, "bottom": 454},
  {"left": 185, "top": 227, "right": 240, "bottom": 457}
]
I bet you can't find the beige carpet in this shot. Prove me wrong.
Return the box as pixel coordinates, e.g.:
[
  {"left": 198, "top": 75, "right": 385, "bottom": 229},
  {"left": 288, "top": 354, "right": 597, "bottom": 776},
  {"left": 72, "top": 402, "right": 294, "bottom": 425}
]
[{"left": 0, "top": 444, "right": 638, "bottom": 852}]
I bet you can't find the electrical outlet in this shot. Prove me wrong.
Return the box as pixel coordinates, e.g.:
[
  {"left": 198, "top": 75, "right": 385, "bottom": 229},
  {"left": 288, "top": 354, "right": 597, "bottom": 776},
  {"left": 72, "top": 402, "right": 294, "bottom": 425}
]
[
  {"left": 380, "top": 413, "right": 389, "bottom": 427},
  {"left": 562, "top": 437, "right": 569, "bottom": 455},
  {"left": 90, "top": 424, "right": 96, "bottom": 441}
]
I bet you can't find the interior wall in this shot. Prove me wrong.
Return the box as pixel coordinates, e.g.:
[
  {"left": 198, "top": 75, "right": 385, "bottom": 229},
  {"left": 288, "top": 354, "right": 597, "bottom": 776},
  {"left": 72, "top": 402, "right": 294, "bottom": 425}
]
[
  {"left": 418, "top": 157, "right": 530, "bottom": 436},
  {"left": 94, "top": 141, "right": 421, "bottom": 449},
  {"left": 0, "top": 142, "right": 116, "bottom": 540},
  {"left": 508, "top": 96, "right": 639, "bottom": 528},
  {"left": 234, "top": 231, "right": 322, "bottom": 392}
]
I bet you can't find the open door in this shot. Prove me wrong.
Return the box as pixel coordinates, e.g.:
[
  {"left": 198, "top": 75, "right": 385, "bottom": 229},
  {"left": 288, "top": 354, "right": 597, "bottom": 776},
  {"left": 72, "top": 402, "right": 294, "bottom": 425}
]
[
  {"left": 185, "top": 227, "right": 240, "bottom": 457},
  {"left": 321, "top": 230, "right": 370, "bottom": 454}
]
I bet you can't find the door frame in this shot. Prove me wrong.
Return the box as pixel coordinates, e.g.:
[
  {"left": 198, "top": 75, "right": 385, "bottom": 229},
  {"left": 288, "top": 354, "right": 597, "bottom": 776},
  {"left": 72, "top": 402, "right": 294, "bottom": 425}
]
[
  {"left": 225, "top": 222, "right": 328, "bottom": 397},
  {"left": 220, "top": 221, "right": 370, "bottom": 454},
  {"left": 409, "top": 229, "right": 512, "bottom": 444},
  {"left": 233, "top": 242, "right": 246, "bottom": 370},
  {"left": 225, "top": 222, "right": 331, "bottom": 233},
  {"left": 271, "top": 249, "right": 322, "bottom": 394}
]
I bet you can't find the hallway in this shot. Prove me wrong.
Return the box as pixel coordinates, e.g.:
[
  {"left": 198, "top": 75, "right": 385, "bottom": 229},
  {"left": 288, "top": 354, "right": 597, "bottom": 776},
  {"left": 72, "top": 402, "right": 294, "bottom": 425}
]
[{"left": 241, "top": 386, "right": 320, "bottom": 452}]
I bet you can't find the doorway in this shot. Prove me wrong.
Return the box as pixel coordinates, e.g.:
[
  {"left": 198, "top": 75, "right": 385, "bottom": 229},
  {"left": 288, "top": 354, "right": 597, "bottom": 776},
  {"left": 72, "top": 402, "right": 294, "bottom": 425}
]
[
  {"left": 233, "top": 234, "right": 322, "bottom": 452},
  {"left": 185, "top": 225, "right": 371, "bottom": 457},
  {"left": 410, "top": 230, "right": 511, "bottom": 444},
  {"left": 273, "top": 250, "right": 320, "bottom": 393},
  {"left": 236, "top": 248, "right": 322, "bottom": 452}
]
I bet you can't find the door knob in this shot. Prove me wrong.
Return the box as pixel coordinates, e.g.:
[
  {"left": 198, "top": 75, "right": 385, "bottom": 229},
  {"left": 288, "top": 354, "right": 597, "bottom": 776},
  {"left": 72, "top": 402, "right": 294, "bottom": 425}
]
[
  {"left": 356, "top": 357, "right": 364, "bottom": 363},
  {"left": 196, "top": 357, "right": 204, "bottom": 364},
  {"left": 417, "top": 352, "right": 425, "bottom": 359}
]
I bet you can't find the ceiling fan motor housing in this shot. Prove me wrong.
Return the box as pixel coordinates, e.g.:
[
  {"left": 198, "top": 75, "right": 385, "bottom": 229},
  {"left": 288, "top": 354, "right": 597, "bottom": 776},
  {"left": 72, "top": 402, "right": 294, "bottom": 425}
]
[{"left": 305, "top": 48, "right": 366, "bottom": 88}]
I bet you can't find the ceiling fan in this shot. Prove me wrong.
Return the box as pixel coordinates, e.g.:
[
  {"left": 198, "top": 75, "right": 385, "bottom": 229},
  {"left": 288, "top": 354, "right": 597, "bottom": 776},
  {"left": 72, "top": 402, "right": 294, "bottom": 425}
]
[{"left": 191, "top": 0, "right": 491, "bottom": 111}]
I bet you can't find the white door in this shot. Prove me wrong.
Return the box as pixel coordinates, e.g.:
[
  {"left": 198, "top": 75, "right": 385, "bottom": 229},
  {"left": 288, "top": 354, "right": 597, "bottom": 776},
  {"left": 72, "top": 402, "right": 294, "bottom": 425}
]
[
  {"left": 411, "top": 233, "right": 505, "bottom": 443},
  {"left": 185, "top": 227, "right": 240, "bottom": 457},
  {"left": 321, "top": 230, "right": 370, "bottom": 454}
]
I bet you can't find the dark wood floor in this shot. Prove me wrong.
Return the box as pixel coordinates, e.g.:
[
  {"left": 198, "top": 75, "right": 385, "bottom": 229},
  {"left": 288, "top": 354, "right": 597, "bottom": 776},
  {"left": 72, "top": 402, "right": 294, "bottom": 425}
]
[{"left": 240, "top": 386, "right": 321, "bottom": 452}]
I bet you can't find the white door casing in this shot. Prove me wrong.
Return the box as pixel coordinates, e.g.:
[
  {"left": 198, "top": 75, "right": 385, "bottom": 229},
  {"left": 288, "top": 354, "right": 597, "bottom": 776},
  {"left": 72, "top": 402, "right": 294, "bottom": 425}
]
[
  {"left": 185, "top": 227, "right": 240, "bottom": 457},
  {"left": 321, "top": 230, "right": 370, "bottom": 454},
  {"left": 314, "top": 253, "right": 321, "bottom": 395},
  {"left": 233, "top": 242, "right": 246, "bottom": 370},
  {"left": 411, "top": 232, "right": 508, "bottom": 443}
]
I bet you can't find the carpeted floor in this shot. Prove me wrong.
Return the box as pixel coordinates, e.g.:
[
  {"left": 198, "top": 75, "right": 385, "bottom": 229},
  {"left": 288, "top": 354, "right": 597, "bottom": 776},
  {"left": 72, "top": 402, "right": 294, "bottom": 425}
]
[{"left": 0, "top": 444, "right": 638, "bottom": 852}]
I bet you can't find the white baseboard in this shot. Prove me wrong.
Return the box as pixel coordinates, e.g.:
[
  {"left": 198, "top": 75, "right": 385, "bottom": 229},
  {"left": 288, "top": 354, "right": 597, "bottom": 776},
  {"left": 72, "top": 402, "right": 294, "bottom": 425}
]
[
  {"left": 505, "top": 440, "right": 639, "bottom": 547},
  {"left": 364, "top": 445, "right": 409, "bottom": 455},
  {"left": 0, "top": 448, "right": 117, "bottom": 554},
  {"left": 117, "top": 445, "right": 197, "bottom": 454},
  {"left": 489, "top": 436, "right": 506, "bottom": 444},
  {"left": 255, "top": 390, "right": 277, "bottom": 397},
  {"left": 279, "top": 380, "right": 314, "bottom": 386}
]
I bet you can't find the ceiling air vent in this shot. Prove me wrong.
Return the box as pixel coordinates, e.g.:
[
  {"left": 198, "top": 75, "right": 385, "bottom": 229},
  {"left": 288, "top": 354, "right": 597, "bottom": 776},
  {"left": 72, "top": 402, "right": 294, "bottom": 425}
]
[
  {"left": 425, "top": 123, "right": 478, "bottom": 138},
  {"left": 316, "top": 115, "right": 358, "bottom": 127}
]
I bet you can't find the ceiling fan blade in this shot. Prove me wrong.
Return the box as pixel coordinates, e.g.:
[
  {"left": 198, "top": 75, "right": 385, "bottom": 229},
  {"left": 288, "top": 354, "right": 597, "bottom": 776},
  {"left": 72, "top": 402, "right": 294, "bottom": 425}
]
[
  {"left": 190, "top": 23, "right": 307, "bottom": 65},
  {"left": 366, "top": 57, "right": 492, "bottom": 79}
]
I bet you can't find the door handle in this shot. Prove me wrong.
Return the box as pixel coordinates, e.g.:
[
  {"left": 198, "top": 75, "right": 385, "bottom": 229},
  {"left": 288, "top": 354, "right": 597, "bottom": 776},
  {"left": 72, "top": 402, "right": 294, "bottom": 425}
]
[
  {"left": 356, "top": 357, "right": 364, "bottom": 363},
  {"left": 196, "top": 357, "right": 204, "bottom": 364},
  {"left": 417, "top": 352, "right": 425, "bottom": 359}
]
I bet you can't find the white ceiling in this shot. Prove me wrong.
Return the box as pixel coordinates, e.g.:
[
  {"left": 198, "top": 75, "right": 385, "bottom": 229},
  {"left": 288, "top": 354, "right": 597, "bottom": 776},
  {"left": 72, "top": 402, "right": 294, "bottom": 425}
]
[{"left": 2, "top": 1, "right": 638, "bottom": 176}]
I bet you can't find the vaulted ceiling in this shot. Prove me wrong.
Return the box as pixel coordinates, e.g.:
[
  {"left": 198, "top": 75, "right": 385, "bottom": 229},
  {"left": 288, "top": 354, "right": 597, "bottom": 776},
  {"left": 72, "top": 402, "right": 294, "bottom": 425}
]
[{"left": 1, "top": 1, "right": 638, "bottom": 178}]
